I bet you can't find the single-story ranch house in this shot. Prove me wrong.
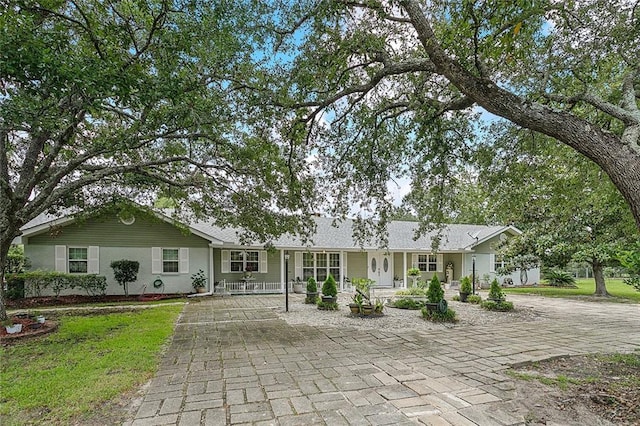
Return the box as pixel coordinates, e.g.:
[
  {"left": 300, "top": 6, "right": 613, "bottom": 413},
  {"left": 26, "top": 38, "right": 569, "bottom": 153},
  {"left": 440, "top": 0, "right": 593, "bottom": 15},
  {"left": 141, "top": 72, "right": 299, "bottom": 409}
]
[{"left": 18, "top": 209, "right": 539, "bottom": 296}]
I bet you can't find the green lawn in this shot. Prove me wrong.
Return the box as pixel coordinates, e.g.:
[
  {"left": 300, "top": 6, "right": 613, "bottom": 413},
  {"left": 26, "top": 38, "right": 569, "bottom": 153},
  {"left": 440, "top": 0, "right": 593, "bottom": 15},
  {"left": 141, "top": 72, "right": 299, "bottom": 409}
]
[
  {"left": 503, "top": 278, "right": 640, "bottom": 302},
  {"left": 0, "top": 304, "right": 184, "bottom": 425}
]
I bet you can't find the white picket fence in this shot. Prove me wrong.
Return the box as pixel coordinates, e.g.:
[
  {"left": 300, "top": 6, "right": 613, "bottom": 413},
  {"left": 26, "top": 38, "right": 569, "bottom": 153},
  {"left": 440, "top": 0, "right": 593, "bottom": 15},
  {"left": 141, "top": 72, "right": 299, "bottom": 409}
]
[{"left": 215, "top": 280, "right": 283, "bottom": 295}]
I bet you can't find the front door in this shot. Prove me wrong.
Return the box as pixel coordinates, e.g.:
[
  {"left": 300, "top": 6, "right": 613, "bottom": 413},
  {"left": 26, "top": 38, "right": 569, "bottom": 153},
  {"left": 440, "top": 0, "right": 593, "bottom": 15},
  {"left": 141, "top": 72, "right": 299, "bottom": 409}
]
[{"left": 368, "top": 251, "right": 393, "bottom": 287}]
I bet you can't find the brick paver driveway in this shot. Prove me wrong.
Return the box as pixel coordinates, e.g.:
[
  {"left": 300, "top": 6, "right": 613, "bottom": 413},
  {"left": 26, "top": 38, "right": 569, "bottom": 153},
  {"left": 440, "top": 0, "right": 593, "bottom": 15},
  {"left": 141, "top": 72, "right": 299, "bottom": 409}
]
[{"left": 125, "top": 294, "right": 640, "bottom": 426}]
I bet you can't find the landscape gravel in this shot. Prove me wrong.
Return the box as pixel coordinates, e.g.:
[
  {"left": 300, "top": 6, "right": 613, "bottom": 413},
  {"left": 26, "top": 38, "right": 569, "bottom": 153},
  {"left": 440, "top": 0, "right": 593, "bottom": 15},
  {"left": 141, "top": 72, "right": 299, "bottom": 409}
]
[{"left": 277, "top": 289, "right": 544, "bottom": 332}]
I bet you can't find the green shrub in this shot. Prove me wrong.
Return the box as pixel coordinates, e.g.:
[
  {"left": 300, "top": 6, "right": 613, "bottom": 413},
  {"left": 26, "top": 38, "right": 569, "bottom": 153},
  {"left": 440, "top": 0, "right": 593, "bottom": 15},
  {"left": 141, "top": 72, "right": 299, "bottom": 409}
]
[
  {"left": 481, "top": 300, "right": 514, "bottom": 311},
  {"left": 545, "top": 269, "right": 577, "bottom": 287},
  {"left": 392, "top": 298, "right": 425, "bottom": 310},
  {"left": 488, "top": 278, "right": 505, "bottom": 301},
  {"left": 460, "top": 276, "right": 472, "bottom": 294},
  {"left": 395, "top": 287, "right": 427, "bottom": 296},
  {"left": 20, "top": 271, "right": 107, "bottom": 297},
  {"left": 110, "top": 259, "right": 139, "bottom": 296},
  {"left": 322, "top": 274, "right": 338, "bottom": 297},
  {"left": 624, "top": 276, "right": 640, "bottom": 292},
  {"left": 316, "top": 300, "right": 338, "bottom": 310},
  {"left": 421, "top": 307, "right": 458, "bottom": 322},
  {"left": 306, "top": 277, "right": 317, "bottom": 293},
  {"left": 3, "top": 245, "right": 30, "bottom": 274},
  {"left": 74, "top": 274, "right": 108, "bottom": 296},
  {"left": 407, "top": 267, "right": 421, "bottom": 277},
  {"left": 5, "top": 274, "right": 25, "bottom": 299},
  {"left": 426, "top": 275, "right": 444, "bottom": 303},
  {"left": 451, "top": 294, "right": 460, "bottom": 302},
  {"left": 467, "top": 294, "right": 482, "bottom": 304}
]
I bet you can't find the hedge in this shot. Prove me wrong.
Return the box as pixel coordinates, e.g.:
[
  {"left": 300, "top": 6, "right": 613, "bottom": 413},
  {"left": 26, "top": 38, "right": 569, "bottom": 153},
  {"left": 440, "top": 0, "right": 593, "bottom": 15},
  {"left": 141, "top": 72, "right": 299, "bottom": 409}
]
[{"left": 15, "top": 271, "right": 108, "bottom": 297}]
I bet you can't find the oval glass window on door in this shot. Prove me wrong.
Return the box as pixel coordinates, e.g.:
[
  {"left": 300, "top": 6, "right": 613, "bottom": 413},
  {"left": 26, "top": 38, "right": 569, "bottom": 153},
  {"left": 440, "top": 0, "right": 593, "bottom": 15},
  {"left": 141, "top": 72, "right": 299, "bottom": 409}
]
[
  {"left": 383, "top": 258, "right": 389, "bottom": 273},
  {"left": 371, "top": 258, "right": 377, "bottom": 273}
]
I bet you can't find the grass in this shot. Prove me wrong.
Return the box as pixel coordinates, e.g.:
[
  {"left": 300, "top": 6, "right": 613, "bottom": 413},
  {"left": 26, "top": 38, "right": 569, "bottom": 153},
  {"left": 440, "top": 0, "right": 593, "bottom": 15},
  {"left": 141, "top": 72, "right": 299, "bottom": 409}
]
[
  {"left": 0, "top": 304, "right": 183, "bottom": 425},
  {"left": 503, "top": 278, "right": 640, "bottom": 302},
  {"left": 506, "top": 371, "right": 580, "bottom": 390}
]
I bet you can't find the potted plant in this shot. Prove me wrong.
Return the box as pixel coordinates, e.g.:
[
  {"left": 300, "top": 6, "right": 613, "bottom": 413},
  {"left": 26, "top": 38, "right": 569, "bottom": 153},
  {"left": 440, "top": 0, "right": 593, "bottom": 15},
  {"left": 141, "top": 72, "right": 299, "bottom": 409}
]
[
  {"left": 191, "top": 269, "right": 207, "bottom": 293},
  {"left": 293, "top": 277, "right": 304, "bottom": 294},
  {"left": 3, "top": 320, "right": 22, "bottom": 334},
  {"left": 459, "top": 276, "right": 472, "bottom": 302},
  {"left": 321, "top": 274, "right": 338, "bottom": 303},
  {"left": 407, "top": 267, "right": 421, "bottom": 287},
  {"left": 425, "top": 275, "right": 446, "bottom": 313},
  {"left": 305, "top": 277, "right": 318, "bottom": 304},
  {"left": 349, "top": 292, "right": 363, "bottom": 314},
  {"left": 393, "top": 275, "right": 403, "bottom": 288},
  {"left": 361, "top": 302, "right": 374, "bottom": 315}
]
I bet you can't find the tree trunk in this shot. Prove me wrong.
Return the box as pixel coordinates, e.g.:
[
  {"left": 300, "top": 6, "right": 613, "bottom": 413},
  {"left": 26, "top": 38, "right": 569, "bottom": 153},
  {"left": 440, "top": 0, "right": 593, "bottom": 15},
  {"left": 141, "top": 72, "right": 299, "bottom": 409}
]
[
  {"left": 0, "top": 238, "right": 11, "bottom": 321},
  {"left": 592, "top": 261, "right": 610, "bottom": 297}
]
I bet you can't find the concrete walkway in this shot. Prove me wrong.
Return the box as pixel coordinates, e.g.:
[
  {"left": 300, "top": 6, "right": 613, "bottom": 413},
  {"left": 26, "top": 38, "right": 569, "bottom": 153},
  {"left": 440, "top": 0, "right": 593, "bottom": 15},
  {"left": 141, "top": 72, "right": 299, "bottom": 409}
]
[{"left": 125, "top": 294, "right": 640, "bottom": 426}]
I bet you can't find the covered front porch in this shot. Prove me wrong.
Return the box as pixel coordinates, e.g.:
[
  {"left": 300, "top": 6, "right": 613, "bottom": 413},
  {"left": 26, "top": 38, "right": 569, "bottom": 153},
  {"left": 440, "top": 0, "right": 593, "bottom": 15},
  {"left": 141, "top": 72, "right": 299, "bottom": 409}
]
[{"left": 210, "top": 248, "right": 474, "bottom": 295}]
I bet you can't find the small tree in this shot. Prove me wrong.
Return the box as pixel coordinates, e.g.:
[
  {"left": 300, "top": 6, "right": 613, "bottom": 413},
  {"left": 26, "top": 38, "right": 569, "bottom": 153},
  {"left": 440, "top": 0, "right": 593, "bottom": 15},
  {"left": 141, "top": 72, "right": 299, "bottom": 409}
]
[
  {"left": 488, "top": 278, "right": 505, "bottom": 301},
  {"left": 426, "top": 275, "right": 444, "bottom": 303},
  {"left": 322, "top": 274, "right": 338, "bottom": 297},
  {"left": 110, "top": 260, "right": 139, "bottom": 296}
]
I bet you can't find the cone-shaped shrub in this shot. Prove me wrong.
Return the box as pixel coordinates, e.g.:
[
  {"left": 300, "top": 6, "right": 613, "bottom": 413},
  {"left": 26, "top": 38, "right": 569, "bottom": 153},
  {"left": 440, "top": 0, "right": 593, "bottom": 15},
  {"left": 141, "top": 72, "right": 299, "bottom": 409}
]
[
  {"left": 322, "top": 274, "right": 337, "bottom": 297},
  {"left": 426, "top": 275, "right": 444, "bottom": 303}
]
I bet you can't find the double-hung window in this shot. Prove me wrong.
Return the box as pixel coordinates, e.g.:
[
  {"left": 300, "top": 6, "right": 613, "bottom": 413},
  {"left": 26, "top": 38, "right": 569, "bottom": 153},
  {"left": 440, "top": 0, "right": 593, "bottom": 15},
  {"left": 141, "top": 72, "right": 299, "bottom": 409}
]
[
  {"left": 230, "top": 250, "right": 259, "bottom": 272},
  {"left": 301, "top": 252, "right": 340, "bottom": 282},
  {"left": 417, "top": 254, "right": 438, "bottom": 272},
  {"left": 162, "top": 249, "right": 179, "bottom": 273},
  {"left": 68, "top": 247, "right": 88, "bottom": 273},
  {"left": 151, "top": 247, "right": 189, "bottom": 274}
]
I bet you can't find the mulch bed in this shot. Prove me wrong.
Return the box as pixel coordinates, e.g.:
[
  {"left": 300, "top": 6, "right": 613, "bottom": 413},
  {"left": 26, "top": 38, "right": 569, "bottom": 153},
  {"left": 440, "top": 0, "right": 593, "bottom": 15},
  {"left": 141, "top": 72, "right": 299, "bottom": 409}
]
[
  {"left": 5, "top": 294, "right": 185, "bottom": 309},
  {"left": 0, "top": 315, "right": 58, "bottom": 344}
]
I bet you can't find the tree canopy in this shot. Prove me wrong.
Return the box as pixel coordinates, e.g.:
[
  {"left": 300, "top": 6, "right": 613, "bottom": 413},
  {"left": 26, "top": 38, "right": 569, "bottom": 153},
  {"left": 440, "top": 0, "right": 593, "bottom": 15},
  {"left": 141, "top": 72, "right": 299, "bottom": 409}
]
[
  {"left": 0, "top": 0, "right": 315, "bottom": 320},
  {"left": 475, "top": 125, "right": 638, "bottom": 295},
  {"left": 259, "top": 0, "right": 640, "bottom": 232}
]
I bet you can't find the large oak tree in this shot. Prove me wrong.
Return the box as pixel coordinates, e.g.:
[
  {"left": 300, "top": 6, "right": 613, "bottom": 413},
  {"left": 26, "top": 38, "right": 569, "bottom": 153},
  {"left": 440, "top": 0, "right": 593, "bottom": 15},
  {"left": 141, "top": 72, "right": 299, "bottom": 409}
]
[
  {"left": 0, "top": 0, "right": 314, "bottom": 320},
  {"left": 263, "top": 0, "right": 640, "bottom": 231}
]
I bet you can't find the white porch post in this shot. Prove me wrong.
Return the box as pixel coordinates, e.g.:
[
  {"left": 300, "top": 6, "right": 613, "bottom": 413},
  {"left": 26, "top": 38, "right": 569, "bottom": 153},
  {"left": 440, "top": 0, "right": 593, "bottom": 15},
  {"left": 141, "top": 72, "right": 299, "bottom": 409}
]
[
  {"left": 208, "top": 245, "right": 215, "bottom": 292},
  {"left": 280, "top": 249, "right": 285, "bottom": 293},
  {"left": 403, "top": 252, "right": 407, "bottom": 289},
  {"left": 340, "top": 250, "right": 345, "bottom": 292}
]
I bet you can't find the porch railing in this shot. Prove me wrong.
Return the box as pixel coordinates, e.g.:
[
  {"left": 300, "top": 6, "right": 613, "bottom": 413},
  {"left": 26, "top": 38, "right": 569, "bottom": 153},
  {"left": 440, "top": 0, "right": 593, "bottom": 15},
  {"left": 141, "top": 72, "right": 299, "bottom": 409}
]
[{"left": 215, "top": 280, "right": 283, "bottom": 295}]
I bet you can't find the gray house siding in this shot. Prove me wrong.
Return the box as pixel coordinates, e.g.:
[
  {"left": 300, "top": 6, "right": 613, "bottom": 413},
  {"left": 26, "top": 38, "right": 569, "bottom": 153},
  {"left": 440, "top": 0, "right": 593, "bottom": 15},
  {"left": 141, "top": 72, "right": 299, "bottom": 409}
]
[{"left": 24, "top": 216, "right": 211, "bottom": 295}]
